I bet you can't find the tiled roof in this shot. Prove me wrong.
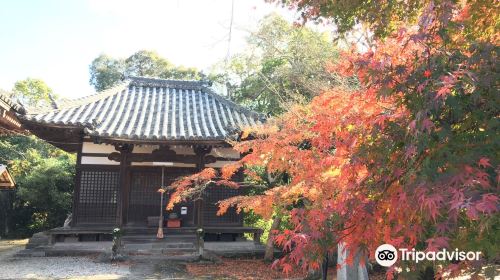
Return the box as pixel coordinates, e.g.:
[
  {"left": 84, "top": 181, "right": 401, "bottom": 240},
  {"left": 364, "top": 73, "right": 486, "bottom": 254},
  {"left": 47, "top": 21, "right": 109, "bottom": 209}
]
[
  {"left": 0, "top": 89, "right": 24, "bottom": 113},
  {"left": 21, "top": 77, "right": 264, "bottom": 141},
  {"left": 0, "top": 90, "right": 24, "bottom": 135},
  {"left": 0, "top": 164, "right": 15, "bottom": 189}
]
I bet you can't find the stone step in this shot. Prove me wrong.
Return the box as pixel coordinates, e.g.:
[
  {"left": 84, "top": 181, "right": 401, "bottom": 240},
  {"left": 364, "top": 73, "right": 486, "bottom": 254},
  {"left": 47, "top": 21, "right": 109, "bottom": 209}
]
[
  {"left": 122, "top": 240, "right": 195, "bottom": 245},
  {"left": 136, "top": 240, "right": 193, "bottom": 245},
  {"left": 153, "top": 248, "right": 197, "bottom": 254},
  {"left": 15, "top": 249, "right": 46, "bottom": 257},
  {"left": 122, "top": 233, "right": 196, "bottom": 244},
  {"left": 122, "top": 237, "right": 196, "bottom": 244},
  {"left": 122, "top": 227, "right": 197, "bottom": 235},
  {"left": 123, "top": 242, "right": 195, "bottom": 250},
  {"left": 122, "top": 233, "right": 196, "bottom": 238},
  {"left": 125, "top": 249, "right": 197, "bottom": 255},
  {"left": 123, "top": 242, "right": 197, "bottom": 255},
  {"left": 123, "top": 234, "right": 196, "bottom": 240},
  {"left": 128, "top": 253, "right": 199, "bottom": 261}
]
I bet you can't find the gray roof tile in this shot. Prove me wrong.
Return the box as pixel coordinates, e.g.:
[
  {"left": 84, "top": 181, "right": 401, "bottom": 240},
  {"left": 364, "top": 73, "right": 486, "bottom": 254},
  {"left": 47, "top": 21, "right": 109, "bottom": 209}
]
[{"left": 22, "top": 77, "right": 264, "bottom": 141}]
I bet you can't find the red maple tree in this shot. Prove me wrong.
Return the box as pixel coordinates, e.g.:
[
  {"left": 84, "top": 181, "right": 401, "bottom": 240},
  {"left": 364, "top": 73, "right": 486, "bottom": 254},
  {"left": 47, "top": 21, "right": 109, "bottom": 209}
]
[{"left": 169, "top": 1, "right": 499, "bottom": 278}]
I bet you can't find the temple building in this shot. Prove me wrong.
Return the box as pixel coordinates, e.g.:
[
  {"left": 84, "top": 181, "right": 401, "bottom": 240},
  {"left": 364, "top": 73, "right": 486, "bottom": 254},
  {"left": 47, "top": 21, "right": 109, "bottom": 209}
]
[
  {"left": 20, "top": 76, "right": 264, "bottom": 241},
  {"left": 0, "top": 91, "right": 21, "bottom": 238},
  {"left": 0, "top": 90, "right": 23, "bottom": 135}
]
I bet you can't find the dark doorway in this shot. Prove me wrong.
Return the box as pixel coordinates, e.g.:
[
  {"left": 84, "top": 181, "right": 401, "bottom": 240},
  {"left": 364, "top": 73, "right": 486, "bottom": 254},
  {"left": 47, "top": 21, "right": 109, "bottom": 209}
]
[
  {"left": 127, "top": 168, "right": 163, "bottom": 226},
  {"left": 127, "top": 167, "right": 196, "bottom": 227}
]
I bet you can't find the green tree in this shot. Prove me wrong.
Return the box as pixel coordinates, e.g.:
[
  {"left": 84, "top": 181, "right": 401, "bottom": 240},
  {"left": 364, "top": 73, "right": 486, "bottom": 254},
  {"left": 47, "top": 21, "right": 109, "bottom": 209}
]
[
  {"left": 271, "top": 0, "right": 499, "bottom": 41},
  {"left": 89, "top": 54, "right": 126, "bottom": 92},
  {"left": 89, "top": 50, "right": 201, "bottom": 91},
  {"left": 124, "top": 50, "right": 169, "bottom": 77},
  {"left": 13, "top": 78, "right": 54, "bottom": 107},
  {"left": 0, "top": 136, "right": 75, "bottom": 237},
  {"left": 15, "top": 157, "right": 74, "bottom": 232},
  {"left": 212, "top": 14, "right": 348, "bottom": 115},
  {"left": 271, "top": 0, "right": 425, "bottom": 38}
]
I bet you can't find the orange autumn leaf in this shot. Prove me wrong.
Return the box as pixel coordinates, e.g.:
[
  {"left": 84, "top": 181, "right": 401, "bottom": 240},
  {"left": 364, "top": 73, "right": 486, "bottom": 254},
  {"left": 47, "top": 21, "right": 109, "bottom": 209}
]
[{"left": 167, "top": 2, "right": 499, "bottom": 276}]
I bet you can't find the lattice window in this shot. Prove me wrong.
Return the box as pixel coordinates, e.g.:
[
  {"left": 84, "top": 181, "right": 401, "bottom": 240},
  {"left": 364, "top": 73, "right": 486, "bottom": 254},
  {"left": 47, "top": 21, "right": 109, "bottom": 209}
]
[
  {"left": 203, "top": 185, "right": 243, "bottom": 226},
  {"left": 76, "top": 170, "right": 119, "bottom": 224}
]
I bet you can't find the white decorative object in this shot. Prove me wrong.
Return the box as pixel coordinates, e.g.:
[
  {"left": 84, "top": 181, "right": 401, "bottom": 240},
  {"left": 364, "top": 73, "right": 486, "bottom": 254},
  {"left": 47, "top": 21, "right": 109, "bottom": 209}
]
[{"left": 337, "top": 242, "right": 369, "bottom": 280}]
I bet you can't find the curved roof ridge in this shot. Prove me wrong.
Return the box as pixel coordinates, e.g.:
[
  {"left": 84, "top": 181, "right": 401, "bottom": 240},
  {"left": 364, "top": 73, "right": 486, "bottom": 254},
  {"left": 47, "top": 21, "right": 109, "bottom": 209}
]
[
  {"left": 128, "top": 75, "right": 204, "bottom": 83},
  {"left": 127, "top": 75, "right": 208, "bottom": 89}
]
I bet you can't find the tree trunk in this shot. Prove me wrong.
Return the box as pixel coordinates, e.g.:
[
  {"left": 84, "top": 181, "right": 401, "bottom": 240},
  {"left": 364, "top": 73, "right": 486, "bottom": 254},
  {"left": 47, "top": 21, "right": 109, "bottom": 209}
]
[
  {"left": 337, "top": 242, "right": 369, "bottom": 280},
  {"left": 264, "top": 215, "right": 281, "bottom": 262},
  {"left": 321, "top": 254, "right": 329, "bottom": 280}
]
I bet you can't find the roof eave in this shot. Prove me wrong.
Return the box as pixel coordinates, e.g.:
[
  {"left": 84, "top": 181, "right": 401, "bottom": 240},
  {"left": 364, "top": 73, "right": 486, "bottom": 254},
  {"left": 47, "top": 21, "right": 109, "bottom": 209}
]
[{"left": 91, "top": 136, "right": 232, "bottom": 147}]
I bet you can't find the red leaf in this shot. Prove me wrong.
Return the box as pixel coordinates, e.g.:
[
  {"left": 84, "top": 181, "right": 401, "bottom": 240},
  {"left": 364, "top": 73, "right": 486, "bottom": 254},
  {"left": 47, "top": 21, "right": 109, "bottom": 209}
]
[
  {"left": 404, "top": 145, "right": 417, "bottom": 160},
  {"left": 409, "top": 120, "right": 417, "bottom": 131},
  {"left": 478, "top": 157, "right": 492, "bottom": 168},
  {"left": 426, "top": 237, "right": 449, "bottom": 251},
  {"left": 282, "top": 263, "right": 293, "bottom": 275},
  {"left": 466, "top": 205, "right": 479, "bottom": 220},
  {"left": 435, "top": 86, "right": 451, "bottom": 100},
  {"left": 475, "top": 194, "right": 499, "bottom": 214},
  {"left": 421, "top": 118, "right": 434, "bottom": 133},
  {"left": 274, "top": 235, "right": 286, "bottom": 245}
]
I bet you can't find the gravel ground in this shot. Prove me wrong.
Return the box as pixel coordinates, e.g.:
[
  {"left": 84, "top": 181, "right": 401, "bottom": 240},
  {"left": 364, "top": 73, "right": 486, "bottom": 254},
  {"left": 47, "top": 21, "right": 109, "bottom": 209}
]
[
  {"left": 0, "top": 240, "right": 205, "bottom": 280},
  {"left": 0, "top": 240, "right": 131, "bottom": 280}
]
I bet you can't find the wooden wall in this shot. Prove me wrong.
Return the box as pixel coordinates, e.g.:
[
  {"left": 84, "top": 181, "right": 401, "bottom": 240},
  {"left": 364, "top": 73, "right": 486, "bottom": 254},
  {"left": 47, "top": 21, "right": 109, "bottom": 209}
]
[
  {"left": 74, "top": 139, "right": 243, "bottom": 227},
  {"left": 79, "top": 140, "right": 240, "bottom": 168}
]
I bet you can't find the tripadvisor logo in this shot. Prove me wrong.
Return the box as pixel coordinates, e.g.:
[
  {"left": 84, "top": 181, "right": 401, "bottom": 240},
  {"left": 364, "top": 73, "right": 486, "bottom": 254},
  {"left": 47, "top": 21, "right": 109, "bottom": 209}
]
[
  {"left": 375, "top": 244, "right": 482, "bottom": 267},
  {"left": 375, "top": 244, "right": 398, "bottom": 267}
]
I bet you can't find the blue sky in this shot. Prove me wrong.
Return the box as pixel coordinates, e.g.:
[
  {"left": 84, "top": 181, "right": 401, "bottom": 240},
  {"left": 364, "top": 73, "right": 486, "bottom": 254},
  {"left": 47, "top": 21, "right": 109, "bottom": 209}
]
[{"left": 0, "top": 0, "right": 294, "bottom": 98}]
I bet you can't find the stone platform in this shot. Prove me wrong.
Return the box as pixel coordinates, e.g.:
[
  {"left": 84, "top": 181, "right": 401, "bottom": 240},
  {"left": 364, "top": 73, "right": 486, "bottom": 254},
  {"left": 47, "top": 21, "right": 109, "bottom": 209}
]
[{"left": 16, "top": 240, "right": 266, "bottom": 259}]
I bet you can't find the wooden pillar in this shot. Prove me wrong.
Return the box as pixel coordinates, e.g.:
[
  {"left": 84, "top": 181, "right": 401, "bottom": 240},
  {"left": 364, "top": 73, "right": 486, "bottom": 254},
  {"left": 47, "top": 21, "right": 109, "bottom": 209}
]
[
  {"left": 70, "top": 142, "right": 83, "bottom": 227},
  {"left": 194, "top": 145, "right": 212, "bottom": 228},
  {"left": 115, "top": 143, "right": 133, "bottom": 227}
]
